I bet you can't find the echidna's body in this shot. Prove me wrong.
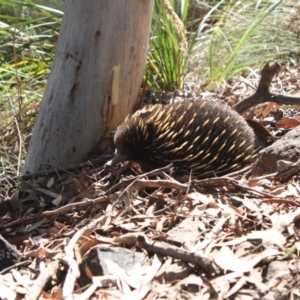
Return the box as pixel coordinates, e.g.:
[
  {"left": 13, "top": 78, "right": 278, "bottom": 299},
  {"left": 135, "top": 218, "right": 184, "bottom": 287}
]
[{"left": 108, "top": 99, "right": 256, "bottom": 177}]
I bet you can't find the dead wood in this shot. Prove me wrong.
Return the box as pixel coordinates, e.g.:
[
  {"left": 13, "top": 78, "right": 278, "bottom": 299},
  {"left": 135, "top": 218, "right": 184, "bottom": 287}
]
[
  {"left": 13, "top": 155, "right": 112, "bottom": 181},
  {"left": 3, "top": 62, "right": 300, "bottom": 299},
  {"left": 137, "top": 234, "right": 218, "bottom": 274},
  {"left": 234, "top": 62, "right": 300, "bottom": 114},
  {"left": 27, "top": 260, "right": 60, "bottom": 300},
  {"left": 4, "top": 168, "right": 288, "bottom": 230},
  {"left": 62, "top": 215, "right": 107, "bottom": 298},
  {"left": 2, "top": 195, "right": 114, "bottom": 229},
  {"left": 106, "top": 164, "right": 174, "bottom": 194}
]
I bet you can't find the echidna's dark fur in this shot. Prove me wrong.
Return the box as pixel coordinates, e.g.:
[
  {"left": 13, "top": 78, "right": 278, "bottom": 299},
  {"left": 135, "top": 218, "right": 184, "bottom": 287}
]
[{"left": 109, "top": 99, "right": 256, "bottom": 177}]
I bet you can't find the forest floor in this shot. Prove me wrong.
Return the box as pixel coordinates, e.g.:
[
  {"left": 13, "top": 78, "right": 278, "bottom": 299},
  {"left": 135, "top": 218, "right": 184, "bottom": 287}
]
[{"left": 1, "top": 64, "right": 300, "bottom": 299}]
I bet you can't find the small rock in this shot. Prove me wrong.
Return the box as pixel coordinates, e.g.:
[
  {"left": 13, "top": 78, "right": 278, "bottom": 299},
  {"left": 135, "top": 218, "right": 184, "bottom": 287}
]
[{"left": 79, "top": 245, "right": 146, "bottom": 286}]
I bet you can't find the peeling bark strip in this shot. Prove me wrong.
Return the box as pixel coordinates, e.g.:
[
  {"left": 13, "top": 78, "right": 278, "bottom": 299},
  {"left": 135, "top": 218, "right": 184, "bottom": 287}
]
[{"left": 23, "top": 0, "right": 154, "bottom": 174}]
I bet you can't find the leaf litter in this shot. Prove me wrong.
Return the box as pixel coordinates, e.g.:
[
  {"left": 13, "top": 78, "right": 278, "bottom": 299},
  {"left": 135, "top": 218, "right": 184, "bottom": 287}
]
[{"left": 1, "top": 64, "right": 300, "bottom": 299}]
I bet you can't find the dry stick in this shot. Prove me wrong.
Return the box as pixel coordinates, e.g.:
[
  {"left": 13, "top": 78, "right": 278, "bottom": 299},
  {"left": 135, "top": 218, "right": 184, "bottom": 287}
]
[
  {"left": 234, "top": 62, "right": 300, "bottom": 114},
  {"left": 111, "top": 165, "right": 175, "bottom": 207},
  {"left": 0, "top": 260, "right": 30, "bottom": 275},
  {"left": 73, "top": 276, "right": 120, "bottom": 300},
  {"left": 4, "top": 168, "right": 183, "bottom": 229},
  {"left": 114, "top": 176, "right": 280, "bottom": 205},
  {"left": 106, "top": 164, "right": 174, "bottom": 194},
  {"left": 62, "top": 215, "right": 106, "bottom": 299},
  {"left": 222, "top": 165, "right": 252, "bottom": 178},
  {"left": 13, "top": 155, "right": 112, "bottom": 181},
  {"left": 13, "top": 116, "right": 23, "bottom": 177},
  {"left": 3, "top": 194, "right": 115, "bottom": 229},
  {"left": 127, "top": 179, "right": 188, "bottom": 194},
  {"left": 26, "top": 260, "right": 60, "bottom": 300},
  {"left": 195, "top": 176, "right": 284, "bottom": 198},
  {"left": 124, "top": 177, "right": 266, "bottom": 198},
  {"left": 169, "top": 173, "right": 191, "bottom": 229},
  {"left": 4, "top": 177, "right": 282, "bottom": 229},
  {"left": 137, "top": 234, "right": 218, "bottom": 274}
]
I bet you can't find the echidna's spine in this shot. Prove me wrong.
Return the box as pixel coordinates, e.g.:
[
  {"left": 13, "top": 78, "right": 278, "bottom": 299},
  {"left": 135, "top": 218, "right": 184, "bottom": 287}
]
[{"left": 109, "top": 99, "right": 256, "bottom": 177}]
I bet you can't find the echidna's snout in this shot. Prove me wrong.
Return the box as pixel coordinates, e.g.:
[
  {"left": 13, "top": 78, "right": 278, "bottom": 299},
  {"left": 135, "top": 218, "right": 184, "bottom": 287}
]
[{"left": 105, "top": 152, "right": 130, "bottom": 167}]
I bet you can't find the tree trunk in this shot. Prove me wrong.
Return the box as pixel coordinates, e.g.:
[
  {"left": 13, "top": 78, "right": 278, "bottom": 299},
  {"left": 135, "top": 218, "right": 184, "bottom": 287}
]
[{"left": 23, "top": 0, "right": 153, "bottom": 174}]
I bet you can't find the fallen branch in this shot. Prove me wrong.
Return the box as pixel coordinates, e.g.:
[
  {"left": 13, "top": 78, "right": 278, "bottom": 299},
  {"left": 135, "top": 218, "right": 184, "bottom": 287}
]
[
  {"left": 234, "top": 62, "right": 300, "bottom": 114},
  {"left": 3, "top": 194, "right": 114, "bottom": 229},
  {"left": 137, "top": 234, "right": 218, "bottom": 274}
]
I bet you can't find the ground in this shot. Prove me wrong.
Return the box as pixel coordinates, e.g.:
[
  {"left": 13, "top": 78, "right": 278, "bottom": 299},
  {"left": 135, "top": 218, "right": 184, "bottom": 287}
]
[{"left": 1, "top": 64, "right": 300, "bottom": 300}]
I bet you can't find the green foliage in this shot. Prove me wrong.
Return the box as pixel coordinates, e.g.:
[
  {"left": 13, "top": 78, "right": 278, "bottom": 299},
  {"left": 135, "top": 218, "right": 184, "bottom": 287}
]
[
  {"left": 209, "top": 0, "right": 283, "bottom": 83},
  {"left": 0, "top": 0, "right": 62, "bottom": 175},
  {"left": 0, "top": 0, "right": 62, "bottom": 100},
  {"left": 146, "top": 0, "right": 300, "bottom": 91},
  {"left": 0, "top": 0, "right": 62, "bottom": 109},
  {"left": 191, "top": 0, "right": 299, "bottom": 84},
  {"left": 144, "top": 0, "right": 190, "bottom": 92}
]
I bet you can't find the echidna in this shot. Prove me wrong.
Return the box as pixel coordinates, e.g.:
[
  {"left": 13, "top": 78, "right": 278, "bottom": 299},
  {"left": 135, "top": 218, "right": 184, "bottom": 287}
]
[{"left": 106, "top": 99, "right": 257, "bottom": 177}]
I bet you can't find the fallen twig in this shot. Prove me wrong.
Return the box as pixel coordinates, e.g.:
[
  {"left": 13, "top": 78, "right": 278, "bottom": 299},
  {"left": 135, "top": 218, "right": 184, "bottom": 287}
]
[
  {"left": 62, "top": 215, "right": 107, "bottom": 298},
  {"left": 26, "top": 260, "right": 60, "bottom": 300},
  {"left": 3, "top": 194, "right": 115, "bottom": 229},
  {"left": 105, "top": 164, "right": 174, "bottom": 195},
  {"left": 12, "top": 155, "right": 113, "bottom": 181},
  {"left": 137, "top": 234, "right": 218, "bottom": 274}
]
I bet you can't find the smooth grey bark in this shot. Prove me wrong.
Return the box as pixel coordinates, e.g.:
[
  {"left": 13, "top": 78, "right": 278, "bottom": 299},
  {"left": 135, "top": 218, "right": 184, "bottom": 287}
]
[{"left": 23, "top": 0, "right": 153, "bottom": 174}]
